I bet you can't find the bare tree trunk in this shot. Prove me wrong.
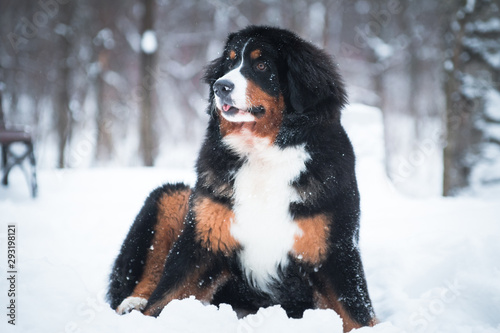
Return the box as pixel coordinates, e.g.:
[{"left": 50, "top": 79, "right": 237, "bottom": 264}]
[
  {"left": 55, "top": 57, "right": 71, "bottom": 169},
  {"left": 443, "top": 11, "right": 469, "bottom": 195},
  {"left": 9, "top": 59, "right": 19, "bottom": 123},
  {"left": 55, "top": 6, "right": 73, "bottom": 169},
  {"left": 0, "top": 87, "right": 5, "bottom": 128},
  {"left": 95, "top": 50, "right": 114, "bottom": 162},
  {"left": 139, "top": 0, "right": 158, "bottom": 167},
  {"left": 443, "top": 0, "right": 500, "bottom": 195}
]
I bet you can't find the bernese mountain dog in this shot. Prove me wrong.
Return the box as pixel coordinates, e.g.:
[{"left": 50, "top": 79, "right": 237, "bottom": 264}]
[{"left": 108, "top": 25, "right": 376, "bottom": 332}]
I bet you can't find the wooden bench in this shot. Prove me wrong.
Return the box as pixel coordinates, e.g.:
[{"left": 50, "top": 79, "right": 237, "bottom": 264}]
[{"left": 0, "top": 90, "right": 37, "bottom": 198}]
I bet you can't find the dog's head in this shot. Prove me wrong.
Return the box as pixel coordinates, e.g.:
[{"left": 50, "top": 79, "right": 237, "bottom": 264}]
[{"left": 204, "top": 26, "right": 347, "bottom": 142}]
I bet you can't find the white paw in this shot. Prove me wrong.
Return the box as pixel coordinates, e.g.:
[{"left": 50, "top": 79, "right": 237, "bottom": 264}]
[{"left": 116, "top": 297, "right": 148, "bottom": 315}]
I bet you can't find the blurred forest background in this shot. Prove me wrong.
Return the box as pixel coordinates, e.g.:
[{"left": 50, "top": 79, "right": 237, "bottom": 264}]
[{"left": 0, "top": 0, "right": 499, "bottom": 197}]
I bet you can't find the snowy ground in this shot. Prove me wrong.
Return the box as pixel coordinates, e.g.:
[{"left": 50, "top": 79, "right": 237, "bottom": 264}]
[{"left": 1, "top": 104, "right": 500, "bottom": 333}]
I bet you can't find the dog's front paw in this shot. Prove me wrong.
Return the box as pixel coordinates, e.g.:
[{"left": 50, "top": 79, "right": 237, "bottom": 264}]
[{"left": 116, "top": 296, "right": 148, "bottom": 315}]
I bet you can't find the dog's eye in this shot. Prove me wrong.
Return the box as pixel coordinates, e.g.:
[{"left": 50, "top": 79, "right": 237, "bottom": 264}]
[{"left": 255, "top": 62, "right": 267, "bottom": 72}]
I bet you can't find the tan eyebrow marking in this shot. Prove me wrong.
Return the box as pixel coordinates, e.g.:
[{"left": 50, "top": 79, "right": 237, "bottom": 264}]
[
  {"left": 229, "top": 50, "right": 236, "bottom": 60},
  {"left": 250, "top": 49, "right": 261, "bottom": 60}
]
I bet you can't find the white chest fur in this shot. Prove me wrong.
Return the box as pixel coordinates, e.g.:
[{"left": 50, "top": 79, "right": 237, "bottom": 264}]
[{"left": 223, "top": 134, "right": 310, "bottom": 292}]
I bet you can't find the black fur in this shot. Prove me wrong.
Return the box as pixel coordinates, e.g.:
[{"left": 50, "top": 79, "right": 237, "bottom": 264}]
[
  {"left": 107, "top": 183, "right": 190, "bottom": 310},
  {"left": 109, "top": 25, "right": 375, "bottom": 328}
]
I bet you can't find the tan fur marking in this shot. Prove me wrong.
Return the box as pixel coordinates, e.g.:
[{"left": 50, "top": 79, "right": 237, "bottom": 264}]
[
  {"left": 131, "top": 188, "right": 191, "bottom": 299},
  {"left": 219, "top": 118, "right": 248, "bottom": 138},
  {"left": 168, "top": 269, "right": 230, "bottom": 301},
  {"left": 193, "top": 197, "right": 239, "bottom": 255},
  {"left": 293, "top": 214, "right": 331, "bottom": 265},
  {"left": 219, "top": 80, "right": 284, "bottom": 143},
  {"left": 314, "top": 286, "right": 374, "bottom": 332},
  {"left": 143, "top": 269, "right": 230, "bottom": 316},
  {"left": 229, "top": 50, "right": 236, "bottom": 60},
  {"left": 250, "top": 49, "right": 261, "bottom": 59}
]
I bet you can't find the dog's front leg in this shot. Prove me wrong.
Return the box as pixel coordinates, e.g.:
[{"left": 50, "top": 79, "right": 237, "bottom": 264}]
[
  {"left": 110, "top": 184, "right": 191, "bottom": 314},
  {"left": 312, "top": 243, "right": 377, "bottom": 332},
  {"left": 143, "top": 195, "right": 239, "bottom": 316}
]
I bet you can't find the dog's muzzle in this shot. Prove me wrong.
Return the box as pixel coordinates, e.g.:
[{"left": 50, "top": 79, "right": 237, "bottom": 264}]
[{"left": 214, "top": 79, "right": 234, "bottom": 103}]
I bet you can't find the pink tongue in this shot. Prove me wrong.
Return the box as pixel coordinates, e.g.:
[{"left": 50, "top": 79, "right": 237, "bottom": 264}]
[{"left": 223, "top": 104, "right": 232, "bottom": 112}]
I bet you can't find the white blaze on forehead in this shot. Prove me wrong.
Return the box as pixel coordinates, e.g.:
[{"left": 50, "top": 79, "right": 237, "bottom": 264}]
[
  {"left": 215, "top": 40, "right": 252, "bottom": 115},
  {"left": 215, "top": 62, "right": 247, "bottom": 110}
]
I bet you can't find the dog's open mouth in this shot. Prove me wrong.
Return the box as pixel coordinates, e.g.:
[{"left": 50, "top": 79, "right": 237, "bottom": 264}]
[
  {"left": 220, "top": 104, "right": 257, "bottom": 123},
  {"left": 222, "top": 104, "right": 242, "bottom": 115}
]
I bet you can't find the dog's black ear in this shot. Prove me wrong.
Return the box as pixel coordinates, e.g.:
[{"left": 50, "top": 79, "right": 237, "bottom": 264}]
[
  {"left": 203, "top": 31, "right": 238, "bottom": 86},
  {"left": 282, "top": 38, "right": 347, "bottom": 118},
  {"left": 202, "top": 55, "right": 226, "bottom": 116},
  {"left": 203, "top": 56, "right": 225, "bottom": 87}
]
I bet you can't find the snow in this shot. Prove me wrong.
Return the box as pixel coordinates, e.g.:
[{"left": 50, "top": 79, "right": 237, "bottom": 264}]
[
  {"left": 308, "top": 2, "right": 326, "bottom": 44},
  {"left": 461, "top": 73, "right": 483, "bottom": 99},
  {"left": 1, "top": 104, "right": 500, "bottom": 332},
  {"left": 94, "top": 28, "right": 115, "bottom": 50},
  {"left": 474, "top": 18, "right": 500, "bottom": 33},
  {"left": 141, "top": 30, "right": 158, "bottom": 54},
  {"left": 463, "top": 36, "right": 500, "bottom": 69},
  {"left": 464, "top": 0, "right": 476, "bottom": 13},
  {"left": 485, "top": 88, "right": 500, "bottom": 122},
  {"left": 371, "top": 37, "right": 394, "bottom": 61},
  {"left": 470, "top": 88, "right": 500, "bottom": 190},
  {"left": 463, "top": 17, "right": 500, "bottom": 70}
]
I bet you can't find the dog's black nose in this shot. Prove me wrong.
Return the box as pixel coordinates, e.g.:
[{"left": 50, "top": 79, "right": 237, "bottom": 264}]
[{"left": 213, "top": 80, "right": 234, "bottom": 98}]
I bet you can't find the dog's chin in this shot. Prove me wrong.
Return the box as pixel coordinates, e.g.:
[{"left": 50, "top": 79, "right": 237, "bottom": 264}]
[{"left": 219, "top": 106, "right": 256, "bottom": 123}]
